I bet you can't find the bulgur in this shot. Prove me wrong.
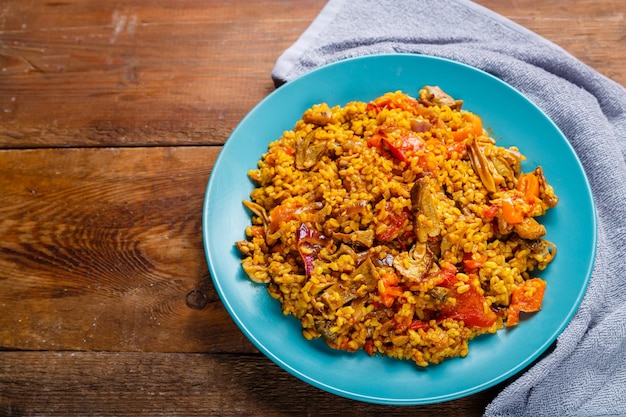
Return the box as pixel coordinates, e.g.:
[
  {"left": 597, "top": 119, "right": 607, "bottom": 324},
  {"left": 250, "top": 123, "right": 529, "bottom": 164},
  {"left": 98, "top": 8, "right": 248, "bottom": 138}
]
[{"left": 235, "top": 86, "right": 558, "bottom": 367}]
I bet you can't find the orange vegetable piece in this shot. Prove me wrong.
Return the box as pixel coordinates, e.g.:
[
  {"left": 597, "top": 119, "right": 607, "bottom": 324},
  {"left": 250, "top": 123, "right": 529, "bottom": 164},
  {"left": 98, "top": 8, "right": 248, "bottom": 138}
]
[
  {"left": 462, "top": 252, "right": 485, "bottom": 272},
  {"left": 441, "top": 275, "right": 497, "bottom": 329},
  {"left": 507, "top": 278, "right": 547, "bottom": 326},
  {"left": 501, "top": 199, "right": 524, "bottom": 224},
  {"left": 268, "top": 205, "right": 297, "bottom": 233},
  {"left": 482, "top": 204, "right": 499, "bottom": 220},
  {"left": 378, "top": 272, "right": 404, "bottom": 307},
  {"left": 449, "top": 285, "right": 497, "bottom": 328},
  {"left": 364, "top": 339, "right": 376, "bottom": 356},
  {"left": 366, "top": 133, "right": 383, "bottom": 148},
  {"left": 282, "top": 146, "right": 294, "bottom": 156},
  {"left": 451, "top": 112, "right": 483, "bottom": 141},
  {"left": 375, "top": 208, "right": 411, "bottom": 242},
  {"left": 517, "top": 172, "right": 540, "bottom": 203}
]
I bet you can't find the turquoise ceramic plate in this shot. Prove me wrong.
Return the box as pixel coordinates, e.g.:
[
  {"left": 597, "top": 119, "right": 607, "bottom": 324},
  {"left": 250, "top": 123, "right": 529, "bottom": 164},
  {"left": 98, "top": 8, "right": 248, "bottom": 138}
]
[{"left": 203, "top": 54, "right": 596, "bottom": 405}]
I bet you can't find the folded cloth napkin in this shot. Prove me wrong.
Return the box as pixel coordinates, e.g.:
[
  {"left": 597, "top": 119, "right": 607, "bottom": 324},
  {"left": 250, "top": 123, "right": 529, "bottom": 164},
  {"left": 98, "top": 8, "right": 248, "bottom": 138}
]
[{"left": 272, "top": 1, "right": 626, "bottom": 416}]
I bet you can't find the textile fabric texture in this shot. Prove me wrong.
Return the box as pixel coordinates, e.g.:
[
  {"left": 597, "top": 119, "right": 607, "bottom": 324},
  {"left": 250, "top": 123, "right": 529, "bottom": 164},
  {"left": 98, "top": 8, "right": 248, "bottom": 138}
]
[{"left": 271, "top": 1, "right": 626, "bottom": 416}]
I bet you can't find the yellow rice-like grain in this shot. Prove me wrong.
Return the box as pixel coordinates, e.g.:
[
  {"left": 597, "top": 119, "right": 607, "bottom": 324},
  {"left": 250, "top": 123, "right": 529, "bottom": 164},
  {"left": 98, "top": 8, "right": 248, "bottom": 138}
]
[{"left": 236, "top": 87, "right": 558, "bottom": 367}]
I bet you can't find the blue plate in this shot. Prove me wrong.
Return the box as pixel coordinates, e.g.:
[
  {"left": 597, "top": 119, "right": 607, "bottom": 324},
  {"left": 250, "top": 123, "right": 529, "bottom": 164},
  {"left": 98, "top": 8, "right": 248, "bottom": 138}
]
[{"left": 202, "top": 54, "right": 596, "bottom": 405}]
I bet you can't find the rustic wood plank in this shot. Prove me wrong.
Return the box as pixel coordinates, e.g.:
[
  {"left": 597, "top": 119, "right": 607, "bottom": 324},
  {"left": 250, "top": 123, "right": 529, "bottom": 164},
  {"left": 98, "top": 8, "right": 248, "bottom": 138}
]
[
  {"left": 0, "top": 0, "right": 324, "bottom": 148},
  {"left": 0, "top": 351, "right": 499, "bottom": 416},
  {"left": 0, "top": 146, "right": 256, "bottom": 353},
  {"left": 1, "top": 0, "right": 624, "bottom": 149}
]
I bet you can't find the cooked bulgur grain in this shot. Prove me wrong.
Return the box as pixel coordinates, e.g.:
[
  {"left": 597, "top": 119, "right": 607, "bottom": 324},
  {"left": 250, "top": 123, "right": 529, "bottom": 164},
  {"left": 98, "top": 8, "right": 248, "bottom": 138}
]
[{"left": 235, "top": 86, "right": 558, "bottom": 367}]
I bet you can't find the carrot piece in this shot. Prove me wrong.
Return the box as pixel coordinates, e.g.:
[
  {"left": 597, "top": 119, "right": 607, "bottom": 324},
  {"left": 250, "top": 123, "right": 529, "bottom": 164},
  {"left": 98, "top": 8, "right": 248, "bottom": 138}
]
[
  {"left": 517, "top": 172, "right": 540, "bottom": 203},
  {"left": 506, "top": 278, "right": 547, "bottom": 326},
  {"left": 379, "top": 272, "right": 403, "bottom": 307},
  {"left": 381, "top": 272, "right": 399, "bottom": 286},
  {"left": 501, "top": 199, "right": 524, "bottom": 224},
  {"left": 451, "top": 112, "right": 483, "bottom": 141},
  {"left": 268, "top": 205, "right": 297, "bottom": 233},
  {"left": 468, "top": 113, "right": 484, "bottom": 137}
]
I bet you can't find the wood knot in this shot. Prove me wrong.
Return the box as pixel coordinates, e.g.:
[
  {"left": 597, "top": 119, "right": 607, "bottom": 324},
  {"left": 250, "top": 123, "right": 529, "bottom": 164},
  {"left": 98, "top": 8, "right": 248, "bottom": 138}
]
[{"left": 185, "top": 290, "right": 208, "bottom": 310}]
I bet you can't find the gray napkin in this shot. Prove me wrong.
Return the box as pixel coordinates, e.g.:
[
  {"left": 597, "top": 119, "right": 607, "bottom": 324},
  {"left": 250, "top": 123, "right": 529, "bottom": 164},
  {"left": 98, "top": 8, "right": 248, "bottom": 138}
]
[{"left": 272, "top": 0, "right": 626, "bottom": 416}]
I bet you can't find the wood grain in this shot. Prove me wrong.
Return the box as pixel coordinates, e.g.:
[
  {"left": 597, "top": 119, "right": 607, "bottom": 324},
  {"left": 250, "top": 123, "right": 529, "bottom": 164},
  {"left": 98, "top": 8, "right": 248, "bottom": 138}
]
[
  {"left": 0, "top": 0, "right": 324, "bottom": 148},
  {"left": 0, "top": 146, "right": 256, "bottom": 353},
  {"left": 0, "top": 351, "right": 500, "bottom": 416}
]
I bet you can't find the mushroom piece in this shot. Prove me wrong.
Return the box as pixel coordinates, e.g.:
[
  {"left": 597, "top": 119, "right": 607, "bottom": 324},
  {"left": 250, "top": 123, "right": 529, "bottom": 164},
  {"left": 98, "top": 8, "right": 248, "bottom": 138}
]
[
  {"left": 427, "top": 286, "right": 450, "bottom": 302},
  {"left": 468, "top": 139, "right": 504, "bottom": 193},
  {"left": 410, "top": 176, "right": 441, "bottom": 243},
  {"left": 320, "top": 257, "right": 379, "bottom": 310},
  {"left": 302, "top": 105, "right": 333, "bottom": 126},
  {"left": 410, "top": 118, "right": 432, "bottom": 133},
  {"left": 534, "top": 166, "right": 559, "bottom": 209},
  {"left": 314, "top": 319, "right": 339, "bottom": 346},
  {"left": 526, "top": 238, "right": 557, "bottom": 264},
  {"left": 490, "top": 155, "right": 517, "bottom": 187},
  {"left": 418, "top": 85, "right": 464, "bottom": 110},
  {"left": 333, "top": 229, "right": 375, "bottom": 248},
  {"left": 514, "top": 217, "right": 546, "bottom": 240},
  {"left": 393, "top": 242, "right": 434, "bottom": 283},
  {"left": 295, "top": 131, "right": 327, "bottom": 170},
  {"left": 242, "top": 200, "right": 270, "bottom": 226},
  {"left": 319, "top": 243, "right": 369, "bottom": 267}
]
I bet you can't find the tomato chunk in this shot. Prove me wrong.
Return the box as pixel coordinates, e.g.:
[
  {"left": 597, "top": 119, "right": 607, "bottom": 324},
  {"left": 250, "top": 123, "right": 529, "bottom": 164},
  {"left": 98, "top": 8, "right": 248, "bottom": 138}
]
[
  {"left": 268, "top": 205, "right": 297, "bottom": 233},
  {"left": 441, "top": 275, "right": 497, "bottom": 329},
  {"left": 376, "top": 207, "right": 411, "bottom": 242},
  {"left": 295, "top": 223, "right": 327, "bottom": 277},
  {"left": 462, "top": 252, "right": 485, "bottom": 273},
  {"left": 367, "top": 133, "right": 424, "bottom": 162},
  {"left": 378, "top": 272, "right": 404, "bottom": 307}
]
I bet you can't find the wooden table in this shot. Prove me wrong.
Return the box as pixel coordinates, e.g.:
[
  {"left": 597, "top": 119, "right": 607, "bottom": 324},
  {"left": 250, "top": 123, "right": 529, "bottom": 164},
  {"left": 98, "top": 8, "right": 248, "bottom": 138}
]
[{"left": 1, "top": 1, "right": 623, "bottom": 415}]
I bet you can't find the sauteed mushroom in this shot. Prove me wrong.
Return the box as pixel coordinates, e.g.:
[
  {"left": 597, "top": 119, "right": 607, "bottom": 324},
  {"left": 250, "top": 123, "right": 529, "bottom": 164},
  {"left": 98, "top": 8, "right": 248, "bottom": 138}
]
[{"left": 410, "top": 176, "right": 441, "bottom": 242}]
